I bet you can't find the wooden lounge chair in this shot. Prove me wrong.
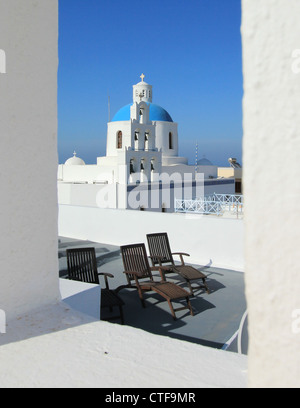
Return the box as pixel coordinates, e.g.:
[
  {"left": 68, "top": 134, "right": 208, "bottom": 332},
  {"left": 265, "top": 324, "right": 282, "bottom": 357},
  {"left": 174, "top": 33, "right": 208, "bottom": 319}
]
[
  {"left": 120, "top": 243, "right": 194, "bottom": 320},
  {"left": 66, "top": 247, "right": 125, "bottom": 324},
  {"left": 146, "top": 233, "right": 210, "bottom": 296}
]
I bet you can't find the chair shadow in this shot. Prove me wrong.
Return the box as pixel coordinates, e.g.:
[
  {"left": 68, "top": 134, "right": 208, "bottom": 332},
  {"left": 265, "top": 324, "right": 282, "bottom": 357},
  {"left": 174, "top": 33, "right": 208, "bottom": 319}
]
[
  {"left": 56, "top": 247, "right": 235, "bottom": 350},
  {"left": 110, "top": 287, "right": 219, "bottom": 347}
]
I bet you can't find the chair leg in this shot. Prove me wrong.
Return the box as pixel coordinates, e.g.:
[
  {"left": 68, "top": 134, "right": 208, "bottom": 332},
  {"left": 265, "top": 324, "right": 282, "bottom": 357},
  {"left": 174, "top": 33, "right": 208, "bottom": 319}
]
[
  {"left": 186, "top": 297, "right": 194, "bottom": 317},
  {"left": 203, "top": 278, "right": 210, "bottom": 294},
  {"left": 187, "top": 278, "right": 210, "bottom": 296},
  {"left": 137, "top": 288, "right": 146, "bottom": 308},
  {"left": 167, "top": 299, "right": 177, "bottom": 320},
  {"left": 187, "top": 279, "right": 194, "bottom": 296}
]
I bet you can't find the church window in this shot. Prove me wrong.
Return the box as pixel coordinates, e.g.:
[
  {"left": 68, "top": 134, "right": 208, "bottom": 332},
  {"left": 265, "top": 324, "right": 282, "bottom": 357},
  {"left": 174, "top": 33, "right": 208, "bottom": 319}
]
[
  {"left": 145, "top": 132, "right": 150, "bottom": 151},
  {"left": 135, "top": 131, "right": 139, "bottom": 141},
  {"left": 140, "top": 159, "right": 145, "bottom": 171},
  {"left": 139, "top": 108, "right": 144, "bottom": 124},
  {"left": 151, "top": 159, "right": 155, "bottom": 172},
  {"left": 169, "top": 132, "right": 173, "bottom": 150},
  {"left": 117, "top": 131, "right": 122, "bottom": 149}
]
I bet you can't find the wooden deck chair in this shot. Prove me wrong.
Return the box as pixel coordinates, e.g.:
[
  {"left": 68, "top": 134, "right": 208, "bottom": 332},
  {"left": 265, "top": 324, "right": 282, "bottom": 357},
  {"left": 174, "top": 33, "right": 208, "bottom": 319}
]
[
  {"left": 66, "top": 247, "right": 125, "bottom": 324},
  {"left": 120, "top": 243, "right": 194, "bottom": 320},
  {"left": 146, "top": 233, "right": 210, "bottom": 296}
]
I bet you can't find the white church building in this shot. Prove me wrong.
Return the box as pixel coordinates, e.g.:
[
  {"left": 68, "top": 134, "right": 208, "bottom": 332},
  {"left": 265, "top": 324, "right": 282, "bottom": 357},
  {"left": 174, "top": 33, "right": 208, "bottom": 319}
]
[{"left": 58, "top": 75, "right": 235, "bottom": 212}]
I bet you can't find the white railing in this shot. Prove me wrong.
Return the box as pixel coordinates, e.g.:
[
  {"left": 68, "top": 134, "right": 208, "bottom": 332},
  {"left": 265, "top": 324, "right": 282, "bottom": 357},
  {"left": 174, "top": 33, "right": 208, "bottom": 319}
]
[
  {"left": 175, "top": 199, "right": 223, "bottom": 215},
  {"left": 175, "top": 194, "right": 244, "bottom": 217}
]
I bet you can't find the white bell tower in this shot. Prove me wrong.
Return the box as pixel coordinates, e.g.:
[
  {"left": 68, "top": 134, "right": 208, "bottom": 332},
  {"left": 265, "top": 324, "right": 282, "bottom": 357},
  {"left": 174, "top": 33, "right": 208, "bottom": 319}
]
[{"left": 133, "top": 73, "right": 153, "bottom": 103}]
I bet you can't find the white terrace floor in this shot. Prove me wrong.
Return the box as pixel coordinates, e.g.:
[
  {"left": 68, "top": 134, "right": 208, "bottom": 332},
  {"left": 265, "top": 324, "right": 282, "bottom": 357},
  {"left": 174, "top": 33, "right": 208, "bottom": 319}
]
[{"left": 58, "top": 237, "right": 248, "bottom": 353}]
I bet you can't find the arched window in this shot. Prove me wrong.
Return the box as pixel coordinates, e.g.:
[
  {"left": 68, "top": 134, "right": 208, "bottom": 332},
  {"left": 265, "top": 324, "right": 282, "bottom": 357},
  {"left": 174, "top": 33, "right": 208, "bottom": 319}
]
[
  {"left": 134, "top": 130, "right": 139, "bottom": 150},
  {"left": 144, "top": 131, "right": 150, "bottom": 150},
  {"left": 139, "top": 108, "right": 143, "bottom": 118},
  {"left": 117, "top": 131, "right": 122, "bottom": 149},
  {"left": 169, "top": 132, "right": 173, "bottom": 150}
]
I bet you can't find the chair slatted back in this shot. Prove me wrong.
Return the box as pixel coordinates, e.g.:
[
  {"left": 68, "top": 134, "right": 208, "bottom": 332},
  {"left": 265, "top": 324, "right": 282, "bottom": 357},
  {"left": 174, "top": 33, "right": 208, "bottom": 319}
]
[
  {"left": 147, "top": 233, "right": 174, "bottom": 265},
  {"left": 120, "top": 243, "right": 153, "bottom": 283},
  {"left": 66, "top": 247, "right": 99, "bottom": 284}
]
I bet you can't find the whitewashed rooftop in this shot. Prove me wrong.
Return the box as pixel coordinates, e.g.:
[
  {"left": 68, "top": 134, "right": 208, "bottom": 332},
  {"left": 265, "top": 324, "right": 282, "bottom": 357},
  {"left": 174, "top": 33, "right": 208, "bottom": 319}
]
[{"left": 0, "top": 299, "right": 247, "bottom": 388}]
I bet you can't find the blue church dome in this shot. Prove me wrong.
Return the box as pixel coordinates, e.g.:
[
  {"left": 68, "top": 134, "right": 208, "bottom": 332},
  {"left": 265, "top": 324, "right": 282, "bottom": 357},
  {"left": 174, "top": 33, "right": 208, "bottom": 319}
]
[{"left": 112, "top": 103, "right": 173, "bottom": 123}]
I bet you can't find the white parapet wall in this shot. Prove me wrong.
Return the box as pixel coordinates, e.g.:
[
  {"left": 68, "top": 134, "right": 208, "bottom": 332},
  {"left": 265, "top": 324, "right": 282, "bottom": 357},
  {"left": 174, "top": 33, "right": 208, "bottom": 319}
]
[
  {"left": 0, "top": 0, "right": 60, "bottom": 320},
  {"left": 58, "top": 205, "right": 244, "bottom": 271},
  {"left": 242, "top": 0, "right": 300, "bottom": 388}
]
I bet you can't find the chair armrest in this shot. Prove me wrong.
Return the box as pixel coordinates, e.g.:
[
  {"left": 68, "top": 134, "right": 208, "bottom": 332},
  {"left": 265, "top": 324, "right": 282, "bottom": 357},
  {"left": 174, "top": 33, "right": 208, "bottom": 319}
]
[
  {"left": 123, "top": 270, "right": 141, "bottom": 277},
  {"left": 150, "top": 265, "right": 169, "bottom": 282},
  {"left": 150, "top": 265, "right": 170, "bottom": 271},
  {"left": 98, "top": 272, "right": 114, "bottom": 289},
  {"left": 148, "top": 255, "right": 164, "bottom": 266},
  {"left": 172, "top": 252, "right": 190, "bottom": 266},
  {"left": 123, "top": 271, "right": 143, "bottom": 288},
  {"left": 98, "top": 272, "right": 114, "bottom": 278},
  {"left": 172, "top": 252, "right": 190, "bottom": 257}
]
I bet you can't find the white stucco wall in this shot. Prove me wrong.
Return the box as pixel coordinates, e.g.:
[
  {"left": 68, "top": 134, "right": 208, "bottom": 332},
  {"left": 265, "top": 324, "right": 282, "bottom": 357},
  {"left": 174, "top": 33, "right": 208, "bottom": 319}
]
[
  {"left": 155, "top": 121, "right": 179, "bottom": 158},
  {"left": 58, "top": 164, "right": 104, "bottom": 182},
  {"left": 242, "top": 0, "right": 300, "bottom": 388},
  {"left": 0, "top": 0, "right": 60, "bottom": 320},
  {"left": 162, "top": 164, "right": 219, "bottom": 180},
  {"left": 57, "top": 177, "right": 235, "bottom": 211}
]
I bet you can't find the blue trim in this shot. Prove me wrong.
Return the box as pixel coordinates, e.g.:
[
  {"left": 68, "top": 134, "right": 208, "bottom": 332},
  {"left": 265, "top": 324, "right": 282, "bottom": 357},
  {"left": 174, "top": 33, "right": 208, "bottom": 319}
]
[{"left": 112, "top": 103, "right": 173, "bottom": 123}]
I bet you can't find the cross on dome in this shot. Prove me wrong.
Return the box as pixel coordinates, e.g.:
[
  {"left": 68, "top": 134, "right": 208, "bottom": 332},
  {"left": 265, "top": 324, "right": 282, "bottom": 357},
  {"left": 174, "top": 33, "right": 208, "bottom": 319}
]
[
  {"left": 73, "top": 151, "right": 77, "bottom": 156},
  {"left": 140, "top": 73, "right": 145, "bottom": 82}
]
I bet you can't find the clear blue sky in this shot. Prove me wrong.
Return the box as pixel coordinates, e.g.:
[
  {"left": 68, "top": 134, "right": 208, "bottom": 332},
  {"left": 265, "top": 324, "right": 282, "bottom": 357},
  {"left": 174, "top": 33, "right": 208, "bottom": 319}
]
[{"left": 58, "top": 0, "right": 243, "bottom": 166}]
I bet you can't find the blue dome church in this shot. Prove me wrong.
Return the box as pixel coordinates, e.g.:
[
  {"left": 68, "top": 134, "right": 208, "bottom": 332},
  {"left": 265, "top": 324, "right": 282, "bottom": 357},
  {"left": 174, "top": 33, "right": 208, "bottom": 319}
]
[
  {"left": 103, "top": 74, "right": 188, "bottom": 170},
  {"left": 59, "top": 74, "right": 236, "bottom": 212}
]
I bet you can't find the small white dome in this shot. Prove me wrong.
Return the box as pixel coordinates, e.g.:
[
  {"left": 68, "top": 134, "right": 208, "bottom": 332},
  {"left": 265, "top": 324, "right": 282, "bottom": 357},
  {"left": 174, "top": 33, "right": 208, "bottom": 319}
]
[
  {"left": 65, "top": 151, "right": 86, "bottom": 166},
  {"left": 197, "top": 157, "right": 214, "bottom": 166}
]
